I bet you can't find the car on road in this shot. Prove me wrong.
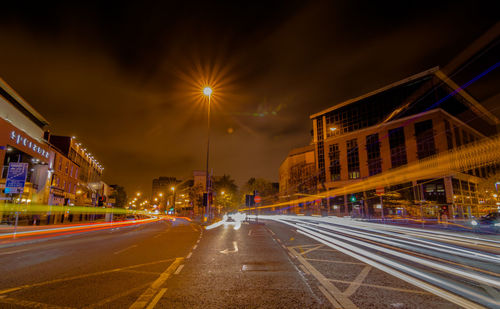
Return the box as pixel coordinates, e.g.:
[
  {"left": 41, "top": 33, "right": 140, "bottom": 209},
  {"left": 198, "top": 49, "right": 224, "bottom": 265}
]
[{"left": 471, "top": 212, "right": 500, "bottom": 232}]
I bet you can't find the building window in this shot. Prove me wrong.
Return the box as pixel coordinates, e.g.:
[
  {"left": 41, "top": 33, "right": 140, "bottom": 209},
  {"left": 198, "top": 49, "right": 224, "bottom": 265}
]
[
  {"left": 316, "top": 117, "right": 326, "bottom": 182},
  {"left": 389, "top": 127, "right": 407, "bottom": 168},
  {"left": 444, "top": 120, "right": 454, "bottom": 150},
  {"left": 58, "top": 157, "right": 62, "bottom": 171},
  {"left": 415, "top": 119, "right": 436, "bottom": 159},
  {"left": 366, "top": 134, "right": 382, "bottom": 176},
  {"left": 346, "top": 139, "right": 360, "bottom": 179},
  {"left": 328, "top": 144, "right": 341, "bottom": 181},
  {"left": 65, "top": 162, "right": 69, "bottom": 174}
]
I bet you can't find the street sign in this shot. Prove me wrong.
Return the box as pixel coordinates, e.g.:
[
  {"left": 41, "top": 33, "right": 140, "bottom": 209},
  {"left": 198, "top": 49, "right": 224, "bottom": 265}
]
[
  {"left": 254, "top": 195, "right": 261, "bottom": 204},
  {"left": 5, "top": 162, "right": 28, "bottom": 194},
  {"left": 376, "top": 187, "right": 385, "bottom": 196}
]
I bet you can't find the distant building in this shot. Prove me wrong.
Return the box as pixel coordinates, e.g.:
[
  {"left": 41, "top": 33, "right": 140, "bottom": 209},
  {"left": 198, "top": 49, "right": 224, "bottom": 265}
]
[
  {"left": 48, "top": 146, "right": 79, "bottom": 205},
  {"left": 310, "top": 67, "right": 499, "bottom": 218},
  {"left": 279, "top": 145, "right": 316, "bottom": 197},
  {"left": 152, "top": 176, "right": 181, "bottom": 197},
  {"left": 48, "top": 135, "right": 104, "bottom": 206}
]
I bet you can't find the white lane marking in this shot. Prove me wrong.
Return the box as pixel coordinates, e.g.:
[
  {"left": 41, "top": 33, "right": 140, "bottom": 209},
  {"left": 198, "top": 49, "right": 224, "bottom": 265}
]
[
  {"left": 285, "top": 221, "right": 489, "bottom": 308},
  {"left": 328, "top": 278, "right": 430, "bottom": 295},
  {"left": 344, "top": 266, "right": 372, "bottom": 296},
  {"left": 192, "top": 244, "right": 197, "bottom": 250},
  {"left": 83, "top": 283, "right": 151, "bottom": 309},
  {"left": 174, "top": 264, "right": 184, "bottom": 275},
  {"left": 318, "top": 285, "right": 343, "bottom": 308},
  {"left": 267, "top": 228, "right": 275, "bottom": 235},
  {"left": 299, "top": 264, "right": 310, "bottom": 275},
  {"left": 186, "top": 252, "right": 192, "bottom": 259},
  {"left": 305, "top": 258, "right": 365, "bottom": 265},
  {"left": 220, "top": 241, "right": 238, "bottom": 254},
  {"left": 301, "top": 222, "right": 500, "bottom": 288},
  {"left": 128, "top": 257, "right": 183, "bottom": 309},
  {"left": 114, "top": 244, "right": 138, "bottom": 255},
  {"left": 145, "top": 288, "right": 167, "bottom": 309},
  {"left": 289, "top": 246, "right": 358, "bottom": 309},
  {"left": 299, "top": 245, "right": 324, "bottom": 256},
  {"left": 0, "top": 248, "right": 30, "bottom": 256},
  {"left": 248, "top": 230, "right": 252, "bottom": 236}
]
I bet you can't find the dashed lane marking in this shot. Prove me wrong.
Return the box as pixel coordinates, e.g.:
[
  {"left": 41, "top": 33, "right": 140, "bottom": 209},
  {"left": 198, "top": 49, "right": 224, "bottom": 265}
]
[
  {"left": 114, "top": 244, "right": 138, "bottom": 254},
  {"left": 193, "top": 244, "right": 197, "bottom": 250},
  {"left": 128, "top": 257, "right": 183, "bottom": 309},
  {"left": 145, "top": 288, "right": 167, "bottom": 309},
  {"left": 186, "top": 252, "right": 192, "bottom": 259},
  {"left": 174, "top": 264, "right": 184, "bottom": 275},
  {"left": 248, "top": 229, "right": 252, "bottom": 236}
]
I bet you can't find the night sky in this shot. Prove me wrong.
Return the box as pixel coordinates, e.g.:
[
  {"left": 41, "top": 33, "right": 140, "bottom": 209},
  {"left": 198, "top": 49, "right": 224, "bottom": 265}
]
[{"left": 0, "top": 1, "right": 498, "bottom": 195}]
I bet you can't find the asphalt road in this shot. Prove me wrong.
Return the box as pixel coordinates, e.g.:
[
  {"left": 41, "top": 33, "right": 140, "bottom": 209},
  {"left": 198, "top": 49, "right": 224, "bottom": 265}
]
[{"left": 0, "top": 216, "right": 497, "bottom": 308}]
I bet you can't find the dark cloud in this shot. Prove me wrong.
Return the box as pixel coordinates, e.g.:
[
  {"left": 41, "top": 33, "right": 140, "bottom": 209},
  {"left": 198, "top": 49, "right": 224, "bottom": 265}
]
[{"left": 0, "top": 1, "right": 497, "bottom": 195}]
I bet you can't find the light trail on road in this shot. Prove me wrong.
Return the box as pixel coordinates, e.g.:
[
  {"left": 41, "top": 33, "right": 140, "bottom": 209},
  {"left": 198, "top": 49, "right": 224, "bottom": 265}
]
[
  {"left": 0, "top": 218, "right": 165, "bottom": 244},
  {"left": 260, "top": 215, "right": 500, "bottom": 308}
]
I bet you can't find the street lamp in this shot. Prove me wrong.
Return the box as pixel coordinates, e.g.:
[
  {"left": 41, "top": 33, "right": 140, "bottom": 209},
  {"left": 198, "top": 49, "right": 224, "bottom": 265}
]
[
  {"left": 203, "top": 86, "right": 213, "bottom": 220},
  {"left": 171, "top": 186, "right": 176, "bottom": 215}
]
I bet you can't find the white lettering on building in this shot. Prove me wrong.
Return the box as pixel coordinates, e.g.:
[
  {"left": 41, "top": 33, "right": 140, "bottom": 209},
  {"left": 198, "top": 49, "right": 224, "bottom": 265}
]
[{"left": 10, "top": 130, "right": 50, "bottom": 159}]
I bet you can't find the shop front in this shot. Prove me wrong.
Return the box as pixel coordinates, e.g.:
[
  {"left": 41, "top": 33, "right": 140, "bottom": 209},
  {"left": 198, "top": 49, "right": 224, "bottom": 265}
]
[{"left": 0, "top": 118, "right": 54, "bottom": 205}]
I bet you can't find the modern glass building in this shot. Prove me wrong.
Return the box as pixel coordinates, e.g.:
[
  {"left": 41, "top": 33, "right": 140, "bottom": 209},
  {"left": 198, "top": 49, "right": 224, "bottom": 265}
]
[{"left": 310, "top": 67, "right": 499, "bottom": 218}]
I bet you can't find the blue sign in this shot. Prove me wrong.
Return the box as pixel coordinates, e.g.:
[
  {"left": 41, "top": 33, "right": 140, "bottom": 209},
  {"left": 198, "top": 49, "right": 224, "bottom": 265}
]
[{"left": 5, "top": 162, "right": 28, "bottom": 194}]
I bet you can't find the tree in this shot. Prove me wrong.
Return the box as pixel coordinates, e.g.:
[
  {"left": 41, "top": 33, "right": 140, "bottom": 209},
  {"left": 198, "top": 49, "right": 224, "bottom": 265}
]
[
  {"left": 214, "top": 174, "right": 239, "bottom": 212},
  {"left": 110, "top": 185, "right": 127, "bottom": 208},
  {"left": 243, "top": 178, "right": 279, "bottom": 199}
]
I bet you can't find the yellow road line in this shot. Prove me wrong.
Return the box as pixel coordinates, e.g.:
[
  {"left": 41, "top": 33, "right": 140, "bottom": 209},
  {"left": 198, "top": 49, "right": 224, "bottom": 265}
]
[
  {"left": 0, "top": 295, "right": 74, "bottom": 309},
  {"left": 128, "top": 257, "right": 183, "bottom": 309},
  {"left": 0, "top": 258, "right": 176, "bottom": 295},
  {"left": 145, "top": 288, "right": 167, "bottom": 309}
]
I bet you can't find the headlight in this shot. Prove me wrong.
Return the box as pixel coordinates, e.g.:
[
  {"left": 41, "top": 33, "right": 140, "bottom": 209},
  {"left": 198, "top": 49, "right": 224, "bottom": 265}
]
[
  {"left": 471, "top": 220, "right": 478, "bottom": 226},
  {"left": 494, "top": 222, "right": 500, "bottom": 227}
]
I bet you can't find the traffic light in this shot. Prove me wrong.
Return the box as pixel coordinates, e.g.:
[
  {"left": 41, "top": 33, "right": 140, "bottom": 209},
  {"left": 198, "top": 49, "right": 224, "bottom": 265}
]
[
  {"left": 440, "top": 205, "right": 449, "bottom": 214},
  {"left": 350, "top": 195, "right": 357, "bottom": 202},
  {"left": 203, "top": 193, "right": 208, "bottom": 206},
  {"left": 245, "top": 194, "right": 255, "bottom": 207},
  {"left": 98, "top": 196, "right": 104, "bottom": 206},
  {"left": 203, "top": 193, "right": 214, "bottom": 206}
]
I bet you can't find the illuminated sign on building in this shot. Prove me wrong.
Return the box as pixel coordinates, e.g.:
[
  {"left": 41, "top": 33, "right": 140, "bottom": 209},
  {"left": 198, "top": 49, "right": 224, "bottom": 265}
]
[{"left": 10, "top": 130, "right": 50, "bottom": 158}]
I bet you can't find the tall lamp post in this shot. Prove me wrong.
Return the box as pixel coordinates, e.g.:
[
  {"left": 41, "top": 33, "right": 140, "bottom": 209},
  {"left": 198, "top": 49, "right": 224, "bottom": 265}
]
[
  {"left": 203, "top": 86, "right": 212, "bottom": 220},
  {"left": 171, "top": 186, "right": 176, "bottom": 215}
]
